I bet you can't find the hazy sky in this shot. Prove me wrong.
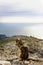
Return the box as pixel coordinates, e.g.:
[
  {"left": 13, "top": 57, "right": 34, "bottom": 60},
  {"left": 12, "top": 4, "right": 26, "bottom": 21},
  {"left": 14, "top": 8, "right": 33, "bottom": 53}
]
[
  {"left": 0, "top": 0, "right": 43, "bottom": 23},
  {"left": 0, "top": 23, "right": 43, "bottom": 39}
]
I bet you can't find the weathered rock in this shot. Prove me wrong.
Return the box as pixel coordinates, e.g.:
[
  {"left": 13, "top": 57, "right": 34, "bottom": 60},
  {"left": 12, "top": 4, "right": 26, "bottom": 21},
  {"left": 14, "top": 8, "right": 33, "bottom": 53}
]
[
  {"left": 0, "top": 35, "right": 43, "bottom": 65},
  {"left": 12, "top": 60, "right": 25, "bottom": 65},
  {"left": 0, "top": 60, "right": 11, "bottom": 65}
]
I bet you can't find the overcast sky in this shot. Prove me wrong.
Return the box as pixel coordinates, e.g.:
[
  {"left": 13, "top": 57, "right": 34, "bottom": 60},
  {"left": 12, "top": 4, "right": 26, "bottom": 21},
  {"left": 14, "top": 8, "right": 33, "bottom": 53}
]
[
  {"left": 0, "top": 0, "right": 43, "bottom": 23},
  {"left": 0, "top": 0, "right": 43, "bottom": 13}
]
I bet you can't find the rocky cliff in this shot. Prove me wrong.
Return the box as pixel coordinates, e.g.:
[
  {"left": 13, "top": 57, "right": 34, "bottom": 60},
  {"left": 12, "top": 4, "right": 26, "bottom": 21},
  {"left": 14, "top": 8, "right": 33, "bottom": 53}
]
[{"left": 0, "top": 35, "right": 43, "bottom": 65}]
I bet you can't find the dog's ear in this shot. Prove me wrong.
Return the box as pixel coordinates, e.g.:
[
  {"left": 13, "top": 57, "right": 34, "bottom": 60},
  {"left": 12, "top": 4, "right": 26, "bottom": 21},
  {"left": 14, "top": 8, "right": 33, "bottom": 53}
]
[
  {"left": 16, "top": 39, "right": 19, "bottom": 42},
  {"left": 16, "top": 39, "right": 19, "bottom": 45}
]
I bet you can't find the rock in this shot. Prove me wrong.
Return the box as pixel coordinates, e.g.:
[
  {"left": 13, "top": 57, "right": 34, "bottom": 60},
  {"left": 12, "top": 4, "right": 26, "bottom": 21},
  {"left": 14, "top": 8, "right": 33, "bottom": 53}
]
[
  {"left": 0, "top": 35, "right": 43, "bottom": 64},
  {"left": 12, "top": 60, "right": 25, "bottom": 65},
  {"left": 12, "top": 60, "right": 34, "bottom": 65},
  {"left": 0, "top": 60, "right": 11, "bottom": 65}
]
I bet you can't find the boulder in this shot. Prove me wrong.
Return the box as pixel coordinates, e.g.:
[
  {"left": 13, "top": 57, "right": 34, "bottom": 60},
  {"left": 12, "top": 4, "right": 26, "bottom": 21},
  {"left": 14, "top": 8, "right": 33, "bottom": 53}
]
[{"left": 0, "top": 60, "right": 11, "bottom": 65}]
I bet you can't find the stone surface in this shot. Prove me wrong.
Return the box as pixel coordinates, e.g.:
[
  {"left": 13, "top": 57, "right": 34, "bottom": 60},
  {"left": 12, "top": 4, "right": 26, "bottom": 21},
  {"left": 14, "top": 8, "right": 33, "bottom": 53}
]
[
  {"left": 12, "top": 60, "right": 25, "bottom": 65},
  {"left": 0, "top": 35, "right": 43, "bottom": 65},
  {"left": 0, "top": 60, "right": 11, "bottom": 65}
]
